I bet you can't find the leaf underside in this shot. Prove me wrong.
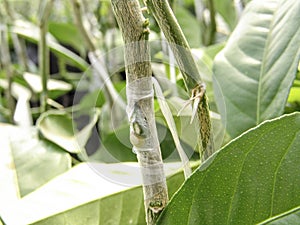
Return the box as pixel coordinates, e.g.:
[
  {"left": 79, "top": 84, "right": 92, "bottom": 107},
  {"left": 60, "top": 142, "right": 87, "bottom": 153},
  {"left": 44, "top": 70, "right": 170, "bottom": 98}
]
[{"left": 213, "top": 0, "right": 300, "bottom": 138}]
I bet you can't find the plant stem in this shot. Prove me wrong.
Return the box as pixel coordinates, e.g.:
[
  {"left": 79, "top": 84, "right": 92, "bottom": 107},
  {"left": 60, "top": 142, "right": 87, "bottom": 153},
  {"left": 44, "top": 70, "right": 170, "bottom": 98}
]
[
  {"left": 145, "top": 0, "right": 214, "bottom": 161},
  {"left": 206, "top": 0, "right": 216, "bottom": 46},
  {"left": 71, "top": 0, "right": 96, "bottom": 52},
  {"left": 0, "top": 26, "right": 15, "bottom": 123},
  {"left": 111, "top": 0, "right": 169, "bottom": 224},
  {"left": 39, "top": 0, "right": 54, "bottom": 113},
  {"left": 194, "top": 0, "right": 216, "bottom": 45},
  {"left": 71, "top": 0, "right": 126, "bottom": 128},
  {"left": 3, "top": 0, "right": 28, "bottom": 70}
]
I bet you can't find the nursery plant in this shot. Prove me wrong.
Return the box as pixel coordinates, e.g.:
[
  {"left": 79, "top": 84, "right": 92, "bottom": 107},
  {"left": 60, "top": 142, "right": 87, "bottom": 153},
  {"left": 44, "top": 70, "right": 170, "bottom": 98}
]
[{"left": 0, "top": 0, "right": 299, "bottom": 224}]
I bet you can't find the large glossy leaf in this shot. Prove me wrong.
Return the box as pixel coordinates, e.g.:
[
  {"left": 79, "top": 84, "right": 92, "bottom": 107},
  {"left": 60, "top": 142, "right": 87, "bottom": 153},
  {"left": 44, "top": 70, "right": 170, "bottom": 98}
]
[
  {"left": 157, "top": 112, "right": 300, "bottom": 224},
  {"left": 0, "top": 162, "right": 197, "bottom": 225},
  {"left": 213, "top": 0, "right": 300, "bottom": 138},
  {"left": 0, "top": 124, "right": 71, "bottom": 198}
]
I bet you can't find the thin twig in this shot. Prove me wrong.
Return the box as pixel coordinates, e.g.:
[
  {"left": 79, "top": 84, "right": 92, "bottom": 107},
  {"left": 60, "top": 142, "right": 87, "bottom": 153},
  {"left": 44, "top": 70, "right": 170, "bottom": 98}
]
[
  {"left": 70, "top": 0, "right": 96, "bottom": 52},
  {"left": 39, "top": 0, "right": 54, "bottom": 113},
  {"left": 3, "top": 0, "right": 28, "bottom": 70},
  {"left": 71, "top": 0, "right": 126, "bottom": 128},
  {"left": 206, "top": 0, "right": 216, "bottom": 45},
  {"left": 0, "top": 26, "right": 15, "bottom": 123}
]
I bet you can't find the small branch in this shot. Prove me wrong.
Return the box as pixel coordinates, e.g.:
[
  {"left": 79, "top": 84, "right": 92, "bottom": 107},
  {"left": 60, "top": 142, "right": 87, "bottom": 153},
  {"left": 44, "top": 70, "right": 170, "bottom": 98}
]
[
  {"left": 70, "top": 0, "right": 96, "bottom": 52},
  {"left": 206, "top": 0, "right": 216, "bottom": 45},
  {"left": 145, "top": 0, "right": 201, "bottom": 90},
  {"left": 111, "top": 0, "right": 169, "bottom": 224},
  {"left": 71, "top": 0, "right": 126, "bottom": 128},
  {"left": 145, "top": 0, "right": 214, "bottom": 161},
  {"left": 3, "top": 0, "right": 28, "bottom": 70},
  {"left": 38, "top": 0, "right": 54, "bottom": 113},
  {"left": 194, "top": 0, "right": 216, "bottom": 45},
  {"left": 0, "top": 26, "right": 15, "bottom": 123},
  {"left": 194, "top": 0, "right": 205, "bottom": 22}
]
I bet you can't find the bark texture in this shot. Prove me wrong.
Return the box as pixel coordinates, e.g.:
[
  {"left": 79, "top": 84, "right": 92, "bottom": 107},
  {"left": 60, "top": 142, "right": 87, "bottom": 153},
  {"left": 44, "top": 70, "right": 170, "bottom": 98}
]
[{"left": 111, "top": 1, "right": 168, "bottom": 224}]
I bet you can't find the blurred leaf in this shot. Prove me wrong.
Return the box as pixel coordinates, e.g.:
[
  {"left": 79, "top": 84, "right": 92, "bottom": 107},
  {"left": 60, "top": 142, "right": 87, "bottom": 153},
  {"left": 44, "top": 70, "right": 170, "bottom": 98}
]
[
  {"left": 92, "top": 121, "right": 184, "bottom": 163},
  {"left": 157, "top": 112, "right": 300, "bottom": 224},
  {"left": 213, "top": 0, "right": 238, "bottom": 30},
  {"left": 94, "top": 123, "right": 135, "bottom": 162},
  {"left": 0, "top": 79, "right": 31, "bottom": 100},
  {"left": 0, "top": 79, "right": 33, "bottom": 125},
  {"left": 0, "top": 162, "right": 198, "bottom": 225},
  {"left": 37, "top": 109, "right": 100, "bottom": 154},
  {"left": 76, "top": 109, "right": 101, "bottom": 149},
  {"left": 11, "top": 20, "right": 89, "bottom": 71},
  {"left": 213, "top": 0, "right": 300, "bottom": 138},
  {"left": 0, "top": 124, "right": 71, "bottom": 198},
  {"left": 78, "top": 90, "right": 105, "bottom": 111},
  {"left": 24, "top": 72, "right": 72, "bottom": 99},
  {"left": 37, "top": 111, "right": 79, "bottom": 153},
  {"left": 48, "top": 22, "right": 86, "bottom": 56},
  {"left": 202, "top": 42, "right": 225, "bottom": 59},
  {"left": 288, "top": 87, "right": 300, "bottom": 104},
  {"left": 174, "top": 6, "right": 201, "bottom": 48}
]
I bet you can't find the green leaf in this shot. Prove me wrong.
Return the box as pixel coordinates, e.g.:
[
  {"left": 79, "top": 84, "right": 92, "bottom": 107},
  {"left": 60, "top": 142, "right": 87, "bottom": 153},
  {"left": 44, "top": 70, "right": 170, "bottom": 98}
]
[
  {"left": 174, "top": 6, "right": 201, "bottom": 48},
  {"left": 0, "top": 124, "right": 71, "bottom": 198},
  {"left": 92, "top": 120, "right": 190, "bottom": 163},
  {"left": 23, "top": 72, "right": 72, "bottom": 99},
  {"left": 260, "top": 206, "right": 300, "bottom": 224},
  {"left": 287, "top": 87, "right": 300, "bottom": 104},
  {"left": 213, "top": 0, "right": 238, "bottom": 30},
  {"left": 0, "top": 162, "right": 198, "bottom": 225},
  {"left": 48, "top": 22, "right": 86, "bottom": 55},
  {"left": 11, "top": 20, "right": 89, "bottom": 71},
  {"left": 213, "top": 0, "right": 300, "bottom": 138},
  {"left": 157, "top": 112, "right": 300, "bottom": 224},
  {"left": 37, "top": 111, "right": 79, "bottom": 153},
  {"left": 37, "top": 110, "right": 100, "bottom": 154}
]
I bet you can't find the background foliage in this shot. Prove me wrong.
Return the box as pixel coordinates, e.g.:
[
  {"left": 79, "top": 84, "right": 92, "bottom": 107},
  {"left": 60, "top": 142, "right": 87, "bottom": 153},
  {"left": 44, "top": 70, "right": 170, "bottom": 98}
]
[{"left": 0, "top": 0, "right": 299, "bottom": 224}]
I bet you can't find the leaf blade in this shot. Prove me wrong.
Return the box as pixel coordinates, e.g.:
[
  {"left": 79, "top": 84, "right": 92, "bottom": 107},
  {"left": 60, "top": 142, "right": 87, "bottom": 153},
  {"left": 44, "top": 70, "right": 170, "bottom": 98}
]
[
  {"left": 157, "top": 112, "right": 300, "bottom": 225},
  {"left": 213, "top": 0, "right": 300, "bottom": 137}
]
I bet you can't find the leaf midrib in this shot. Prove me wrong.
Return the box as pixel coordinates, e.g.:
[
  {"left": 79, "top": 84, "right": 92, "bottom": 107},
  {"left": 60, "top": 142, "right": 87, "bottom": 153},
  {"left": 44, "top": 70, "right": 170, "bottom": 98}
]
[{"left": 256, "top": 2, "right": 279, "bottom": 125}]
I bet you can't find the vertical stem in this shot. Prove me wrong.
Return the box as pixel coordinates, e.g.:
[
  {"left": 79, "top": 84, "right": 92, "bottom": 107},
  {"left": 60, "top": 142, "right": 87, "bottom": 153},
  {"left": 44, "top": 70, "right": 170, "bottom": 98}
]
[
  {"left": 71, "top": 0, "right": 96, "bottom": 52},
  {"left": 39, "top": 0, "right": 54, "bottom": 113},
  {"left": 71, "top": 0, "right": 126, "bottom": 128},
  {"left": 3, "top": 0, "right": 28, "bottom": 70},
  {"left": 194, "top": 0, "right": 216, "bottom": 46},
  {"left": 111, "top": 0, "right": 168, "bottom": 224},
  {"left": 145, "top": 0, "right": 214, "bottom": 161},
  {"left": 194, "top": 0, "right": 205, "bottom": 22},
  {"left": 206, "top": 0, "right": 216, "bottom": 46},
  {"left": 0, "top": 26, "right": 15, "bottom": 123}
]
